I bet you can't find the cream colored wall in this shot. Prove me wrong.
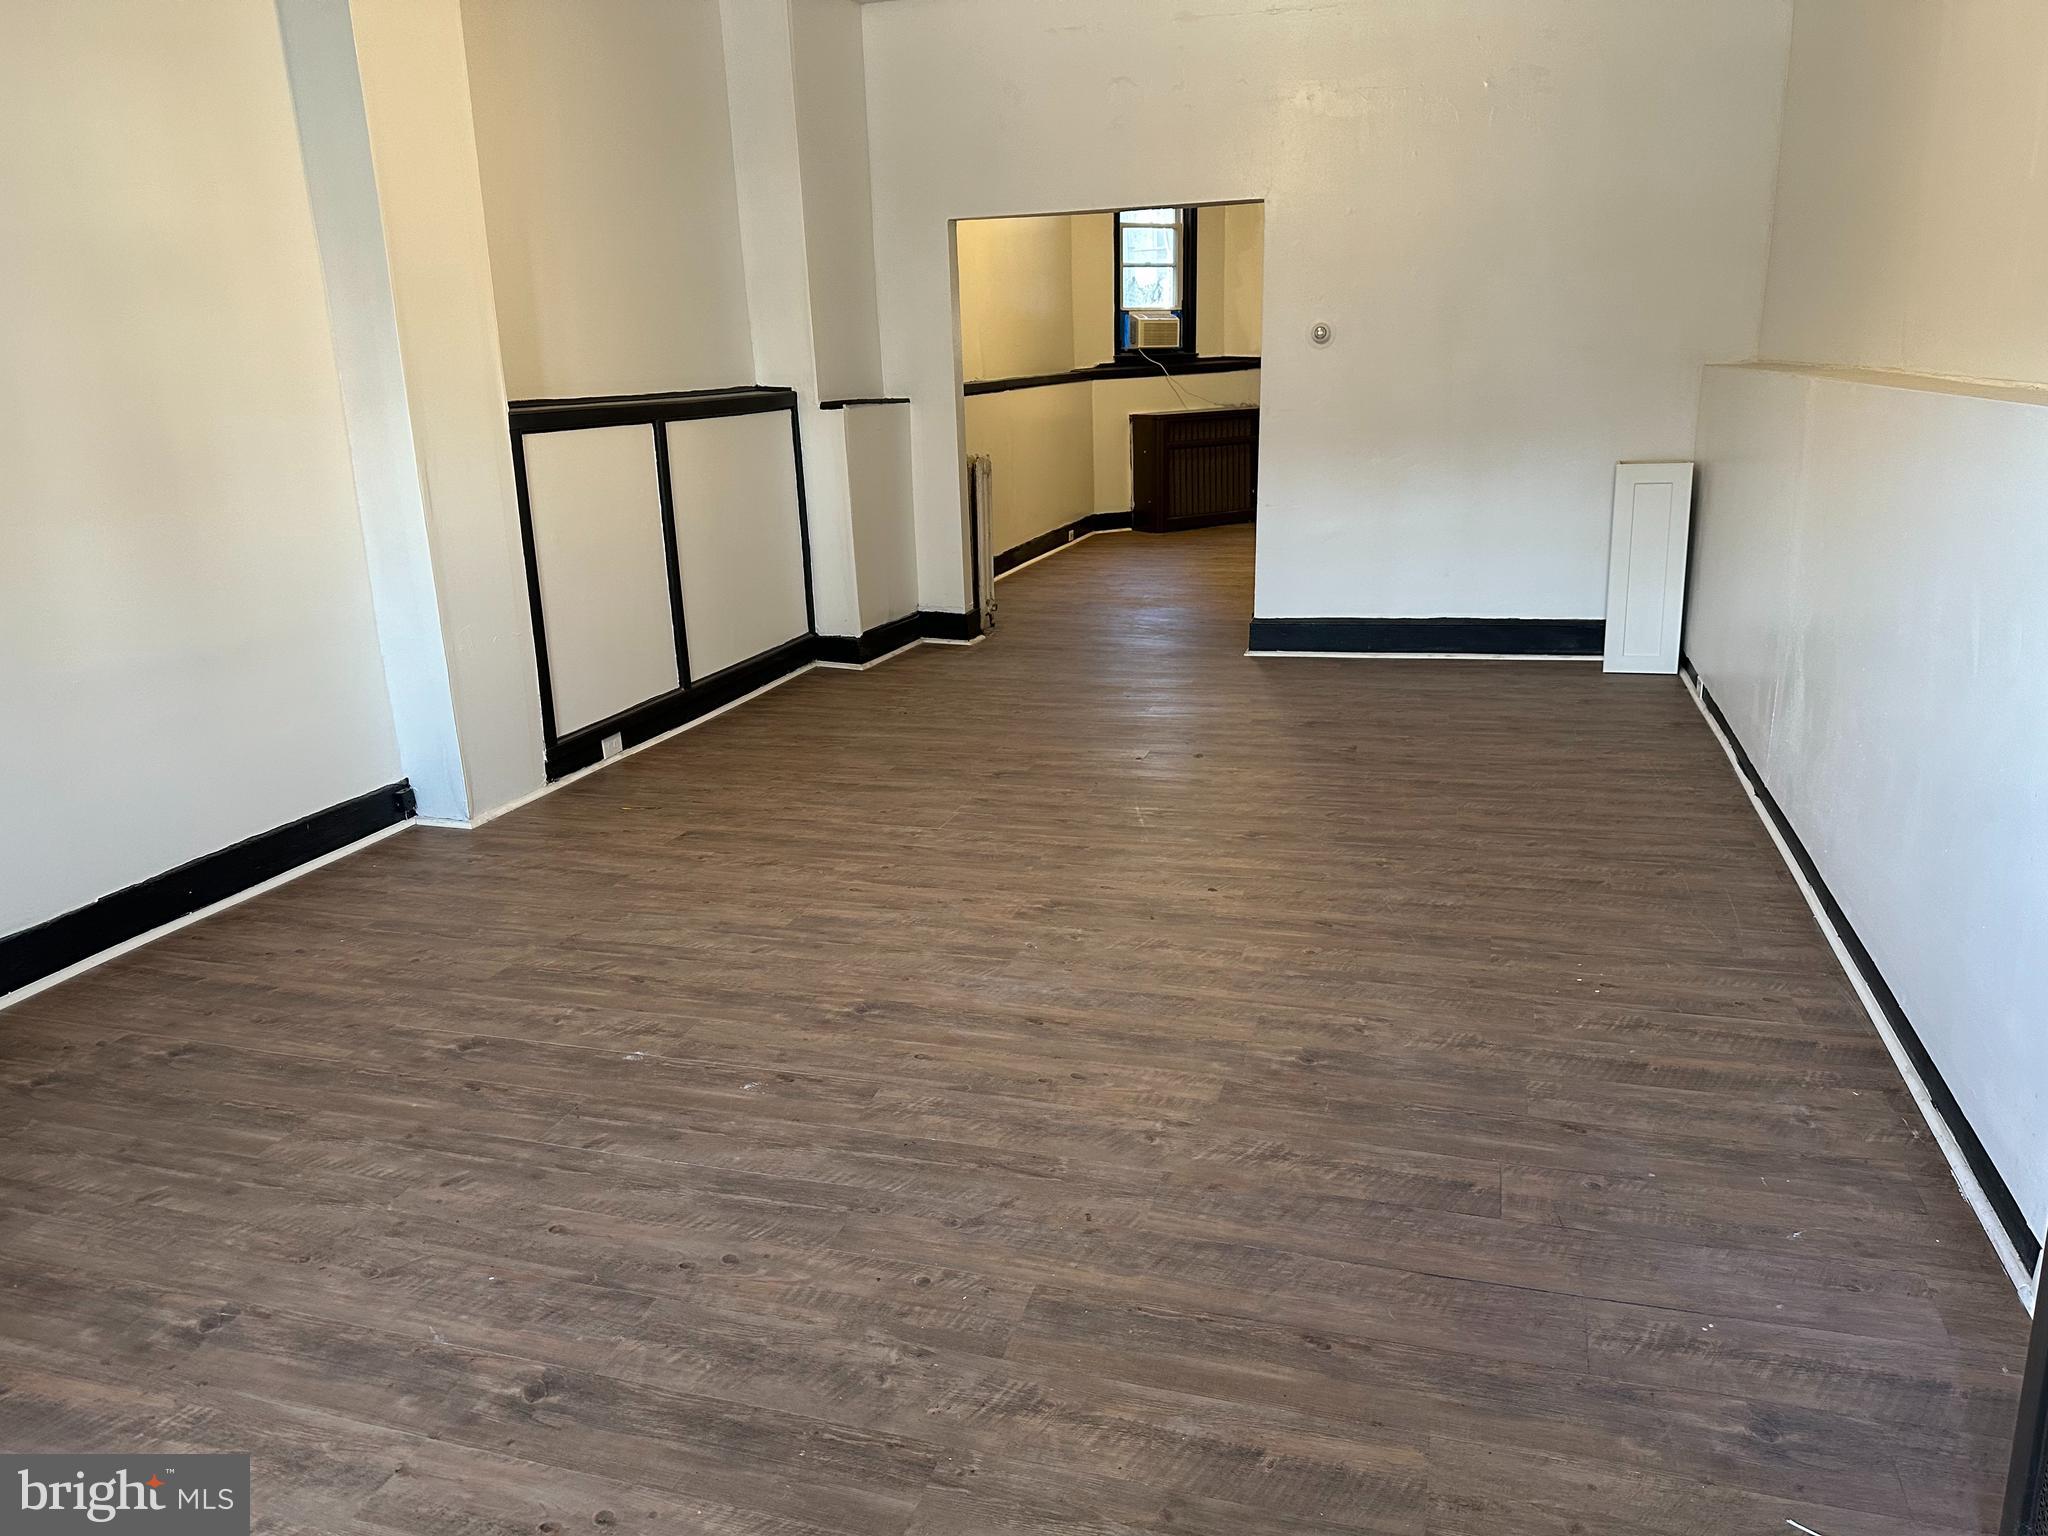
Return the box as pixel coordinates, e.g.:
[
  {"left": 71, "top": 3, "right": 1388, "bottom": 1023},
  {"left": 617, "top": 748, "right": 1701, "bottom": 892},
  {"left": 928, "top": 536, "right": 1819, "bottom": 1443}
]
[
  {"left": 955, "top": 215, "right": 1078, "bottom": 381},
  {"left": 1070, "top": 214, "right": 1116, "bottom": 367},
  {"left": 1091, "top": 371, "right": 1262, "bottom": 515},
  {"left": 1220, "top": 204, "right": 1265, "bottom": 358},
  {"left": 461, "top": 0, "right": 754, "bottom": 399},
  {"left": 0, "top": 0, "right": 403, "bottom": 932},
  {"left": 962, "top": 384, "right": 1096, "bottom": 553},
  {"left": 1760, "top": 0, "right": 2048, "bottom": 385}
]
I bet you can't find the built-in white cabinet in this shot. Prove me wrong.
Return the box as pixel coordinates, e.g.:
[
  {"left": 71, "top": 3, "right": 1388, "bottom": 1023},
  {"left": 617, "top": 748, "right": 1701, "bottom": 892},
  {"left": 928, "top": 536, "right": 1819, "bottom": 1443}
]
[{"left": 510, "top": 390, "right": 813, "bottom": 775}]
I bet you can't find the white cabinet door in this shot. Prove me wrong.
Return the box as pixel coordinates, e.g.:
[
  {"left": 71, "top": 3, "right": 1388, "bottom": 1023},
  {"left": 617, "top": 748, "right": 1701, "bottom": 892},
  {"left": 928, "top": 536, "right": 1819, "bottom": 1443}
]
[
  {"left": 524, "top": 425, "right": 681, "bottom": 733},
  {"left": 1603, "top": 461, "right": 1694, "bottom": 674},
  {"left": 665, "top": 413, "right": 811, "bottom": 679}
]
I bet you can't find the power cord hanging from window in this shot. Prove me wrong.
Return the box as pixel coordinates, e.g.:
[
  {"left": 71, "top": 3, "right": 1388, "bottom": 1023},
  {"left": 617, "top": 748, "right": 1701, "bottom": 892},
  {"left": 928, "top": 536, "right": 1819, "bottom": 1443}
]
[{"left": 1131, "top": 347, "right": 1239, "bottom": 409}]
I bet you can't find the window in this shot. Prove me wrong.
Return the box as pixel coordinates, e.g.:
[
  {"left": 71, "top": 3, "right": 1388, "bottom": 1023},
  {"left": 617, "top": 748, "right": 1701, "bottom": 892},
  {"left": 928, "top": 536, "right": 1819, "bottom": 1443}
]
[{"left": 1116, "top": 207, "right": 1196, "bottom": 354}]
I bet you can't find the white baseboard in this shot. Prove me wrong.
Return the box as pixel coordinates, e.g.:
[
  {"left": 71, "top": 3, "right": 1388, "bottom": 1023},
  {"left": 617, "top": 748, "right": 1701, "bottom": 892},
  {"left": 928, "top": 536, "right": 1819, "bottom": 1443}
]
[{"left": 1245, "top": 649, "right": 1601, "bottom": 663}]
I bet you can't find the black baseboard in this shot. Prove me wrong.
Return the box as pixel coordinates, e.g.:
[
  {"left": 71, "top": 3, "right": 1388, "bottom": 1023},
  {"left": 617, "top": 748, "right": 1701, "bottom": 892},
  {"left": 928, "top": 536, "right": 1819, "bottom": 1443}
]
[
  {"left": 547, "top": 635, "right": 816, "bottom": 778},
  {"left": 1684, "top": 659, "right": 2040, "bottom": 1275},
  {"left": 0, "top": 782, "right": 415, "bottom": 998},
  {"left": 1248, "top": 617, "right": 1605, "bottom": 657},
  {"left": 994, "top": 511, "right": 1133, "bottom": 576},
  {"left": 914, "top": 610, "right": 981, "bottom": 643},
  {"left": 815, "top": 612, "right": 928, "bottom": 666},
  {"left": 552, "top": 614, "right": 984, "bottom": 776}
]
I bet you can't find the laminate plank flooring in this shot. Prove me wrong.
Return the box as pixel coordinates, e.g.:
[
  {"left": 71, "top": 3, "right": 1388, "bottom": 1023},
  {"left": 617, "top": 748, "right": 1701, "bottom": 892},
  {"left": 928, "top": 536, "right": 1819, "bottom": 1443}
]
[{"left": 0, "top": 523, "right": 2028, "bottom": 1533}]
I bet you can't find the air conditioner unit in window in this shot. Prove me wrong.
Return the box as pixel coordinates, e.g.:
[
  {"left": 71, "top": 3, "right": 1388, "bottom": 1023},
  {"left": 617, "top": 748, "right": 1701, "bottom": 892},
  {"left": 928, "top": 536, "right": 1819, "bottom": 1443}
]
[{"left": 1129, "top": 312, "right": 1181, "bottom": 350}]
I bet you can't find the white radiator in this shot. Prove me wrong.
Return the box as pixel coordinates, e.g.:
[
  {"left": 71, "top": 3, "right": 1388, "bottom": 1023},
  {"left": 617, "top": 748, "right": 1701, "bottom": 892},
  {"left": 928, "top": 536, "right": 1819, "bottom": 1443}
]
[{"left": 969, "top": 453, "right": 996, "bottom": 633}]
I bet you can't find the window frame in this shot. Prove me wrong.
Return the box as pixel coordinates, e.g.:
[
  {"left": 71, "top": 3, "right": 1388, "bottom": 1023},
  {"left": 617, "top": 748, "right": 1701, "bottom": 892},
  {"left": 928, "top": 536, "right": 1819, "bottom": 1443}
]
[{"left": 1113, "top": 206, "right": 1199, "bottom": 357}]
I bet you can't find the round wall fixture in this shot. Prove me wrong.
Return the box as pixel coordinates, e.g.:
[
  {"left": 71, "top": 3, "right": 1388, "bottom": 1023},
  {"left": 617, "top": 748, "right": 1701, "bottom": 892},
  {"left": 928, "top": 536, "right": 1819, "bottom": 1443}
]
[{"left": 1309, "top": 321, "right": 1333, "bottom": 347}]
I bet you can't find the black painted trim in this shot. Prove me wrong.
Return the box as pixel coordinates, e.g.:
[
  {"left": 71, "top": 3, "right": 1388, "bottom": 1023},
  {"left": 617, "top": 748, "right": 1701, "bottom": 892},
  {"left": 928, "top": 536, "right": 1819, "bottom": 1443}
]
[
  {"left": 917, "top": 610, "right": 981, "bottom": 643},
  {"left": 650, "top": 422, "right": 693, "bottom": 688},
  {"left": 811, "top": 610, "right": 983, "bottom": 665},
  {"left": 1248, "top": 617, "right": 1605, "bottom": 657},
  {"left": 820, "top": 397, "right": 909, "bottom": 410},
  {"left": 547, "top": 636, "right": 816, "bottom": 778},
  {"left": 1114, "top": 204, "right": 1199, "bottom": 360},
  {"left": 963, "top": 355, "right": 1261, "bottom": 397},
  {"left": 508, "top": 386, "right": 795, "bottom": 433},
  {"left": 994, "top": 511, "right": 1134, "bottom": 576},
  {"left": 509, "top": 385, "right": 821, "bottom": 782},
  {"left": 1684, "top": 658, "right": 2042, "bottom": 1276},
  {"left": 547, "top": 612, "right": 982, "bottom": 775},
  {"left": 0, "top": 783, "right": 414, "bottom": 997},
  {"left": 2004, "top": 1261, "right": 2048, "bottom": 1533},
  {"left": 507, "top": 432, "right": 560, "bottom": 750},
  {"left": 787, "top": 408, "right": 818, "bottom": 637},
  {"left": 814, "top": 612, "right": 927, "bottom": 667}
]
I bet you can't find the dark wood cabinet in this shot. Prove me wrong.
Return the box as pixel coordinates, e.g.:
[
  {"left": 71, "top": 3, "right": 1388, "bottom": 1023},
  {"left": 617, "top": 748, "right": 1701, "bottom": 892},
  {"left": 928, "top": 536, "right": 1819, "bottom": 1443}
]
[{"left": 1131, "top": 406, "right": 1259, "bottom": 533}]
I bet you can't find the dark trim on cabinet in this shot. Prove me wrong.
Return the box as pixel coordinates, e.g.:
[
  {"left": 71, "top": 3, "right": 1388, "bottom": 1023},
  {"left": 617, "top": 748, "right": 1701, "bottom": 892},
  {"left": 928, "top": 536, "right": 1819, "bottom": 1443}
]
[
  {"left": 510, "top": 385, "right": 820, "bottom": 783},
  {"left": 963, "top": 355, "right": 1261, "bottom": 397},
  {"left": 0, "top": 782, "right": 414, "bottom": 998},
  {"left": 1684, "top": 658, "right": 2042, "bottom": 1277},
  {"left": 787, "top": 407, "right": 819, "bottom": 638},
  {"left": 820, "top": 397, "right": 910, "bottom": 410},
  {"left": 546, "top": 637, "right": 816, "bottom": 779},
  {"left": 650, "top": 421, "right": 694, "bottom": 688},
  {"left": 1248, "top": 617, "right": 1605, "bottom": 657},
  {"left": 2004, "top": 1260, "right": 2048, "bottom": 1534},
  {"left": 994, "top": 511, "right": 1134, "bottom": 576},
  {"left": 508, "top": 385, "right": 796, "bottom": 433}
]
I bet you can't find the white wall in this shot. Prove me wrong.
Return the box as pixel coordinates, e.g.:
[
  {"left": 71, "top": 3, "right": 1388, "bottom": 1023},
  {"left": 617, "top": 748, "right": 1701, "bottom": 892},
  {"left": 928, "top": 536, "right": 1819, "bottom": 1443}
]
[
  {"left": 790, "top": 0, "right": 887, "bottom": 402},
  {"left": 864, "top": 0, "right": 1791, "bottom": 617},
  {"left": 279, "top": 0, "right": 470, "bottom": 822},
  {"left": 1759, "top": 0, "right": 2048, "bottom": 386},
  {"left": 844, "top": 405, "right": 921, "bottom": 629},
  {"left": 1689, "top": 365, "right": 2048, "bottom": 1234},
  {"left": 460, "top": 0, "right": 754, "bottom": 400},
  {"left": 350, "top": 0, "right": 547, "bottom": 818},
  {"left": 1682, "top": 0, "right": 2048, "bottom": 1242},
  {"left": 0, "top": 0, "right": 402, "bottom": 934}
]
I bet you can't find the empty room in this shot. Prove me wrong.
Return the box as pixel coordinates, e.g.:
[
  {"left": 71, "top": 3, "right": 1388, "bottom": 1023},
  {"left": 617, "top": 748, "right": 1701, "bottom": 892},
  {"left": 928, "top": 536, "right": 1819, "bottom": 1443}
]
[{"left": 1, "top": 1, "right": 2044, "bottom": 1533}]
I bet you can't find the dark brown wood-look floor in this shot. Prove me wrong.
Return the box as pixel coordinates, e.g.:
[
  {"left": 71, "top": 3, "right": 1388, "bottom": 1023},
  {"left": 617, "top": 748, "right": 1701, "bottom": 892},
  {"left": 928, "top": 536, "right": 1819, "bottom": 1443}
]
[{"left": 0, "top": 523, "right": 2028, "bottom": 1534}]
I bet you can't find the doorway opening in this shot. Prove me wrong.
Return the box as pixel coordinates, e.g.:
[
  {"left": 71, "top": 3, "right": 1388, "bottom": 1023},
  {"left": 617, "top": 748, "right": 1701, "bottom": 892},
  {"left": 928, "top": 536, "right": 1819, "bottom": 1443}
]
[{"left": 950, "top": 201, "right": 1265, "bottom": 627}]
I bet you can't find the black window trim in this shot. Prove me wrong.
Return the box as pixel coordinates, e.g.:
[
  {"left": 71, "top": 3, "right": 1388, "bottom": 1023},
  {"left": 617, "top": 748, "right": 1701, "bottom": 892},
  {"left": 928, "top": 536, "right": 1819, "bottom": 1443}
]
[{"left": 1113, "top": 205, "right": 1199, "bottom": 358}]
